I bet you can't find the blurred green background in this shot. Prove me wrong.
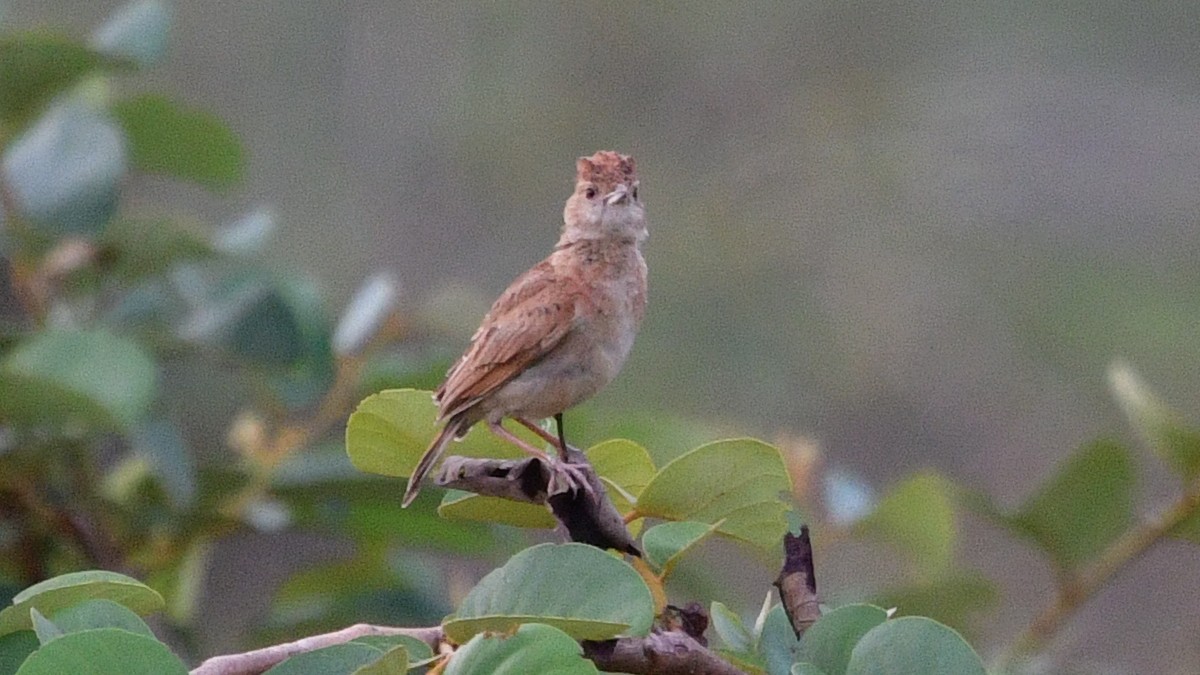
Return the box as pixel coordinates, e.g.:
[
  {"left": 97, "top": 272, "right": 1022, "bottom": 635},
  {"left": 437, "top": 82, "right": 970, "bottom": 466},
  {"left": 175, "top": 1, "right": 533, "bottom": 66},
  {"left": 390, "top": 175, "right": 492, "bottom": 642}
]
[{"left": 6, "top": 1, "right": 1200, "bottom": 672}]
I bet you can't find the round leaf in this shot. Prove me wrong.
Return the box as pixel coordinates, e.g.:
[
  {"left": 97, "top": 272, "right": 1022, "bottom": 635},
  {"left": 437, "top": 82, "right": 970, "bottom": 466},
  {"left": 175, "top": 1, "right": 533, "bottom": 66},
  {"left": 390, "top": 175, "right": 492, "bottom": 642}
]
[
  {"left": 0, "top": 631, "right": 39, "bottom": 674},
  {"left": 333, "top": 272, "right": 399, "bottom": 357},
  {"left": 709, "top": 601, "right": 752, "bottom": 653},
  {"left": 642, "top": 521, "right": 722, "bottom": 578},
  {"left": 47, "top": 600, "right": 154, "bottom": 640},
  {"left": 845, "top": 617, "right": 985, "bottom": 675},
  {"left": 14, "top": 628, "right": 185, "bottom": 675},
  {"left": 636, "top": 438, "right": 792, "bottom": 550},
  {"left": 90, "top": 0, "right": 171, "bottom": 68},
  {"left": 1108, "top": 361, "right": 1200, "bottom": 479},
  {"left": 760, "top": 603, "right": 802, "bottom": 675},
  {"left": 1012, "top": 440, "right": 1134, "bottom": 571},
  {"left": 444, "top": 543, "right": 654, "bottom": 643},
  {"left": 352, "top": 645, "right": 409, "bottom": 675},
  {"left": 0, "top": 571, "right": 164, "bottom": 636},
  {"left": 263, "top": 643, "right": 383, "bottom": 675},
  {"left": 112, "top": 94, "right": 243, "bottom": 189},
  {"left": 854, "top": 472, "right": 956, "bottom": 578},
  {"left": 586, "top": 439, "right": 655, "bottom": 518},
  {"left": 346, "top": 389, "right": 534, "bottom": 478},
  {"left": 445, "top": 623, "right": 598, "bottom": 675},
  {"left": 0, "top": 35, "right": 113, "bottom": 126},
  {"left": 797, "top": 604, "right": 888, "bottom": 675},
  {"left": 0, "top": 330, "right": 157, "bottom": 432},
  {"left": 3, "top": 101, "right": 125, "bottom": 234},
  {"left": 350, "top": 635, "right": 431, "bottom": 663},
  {"left": 437, "top": 492, "right": 556, "bottom": 529}
]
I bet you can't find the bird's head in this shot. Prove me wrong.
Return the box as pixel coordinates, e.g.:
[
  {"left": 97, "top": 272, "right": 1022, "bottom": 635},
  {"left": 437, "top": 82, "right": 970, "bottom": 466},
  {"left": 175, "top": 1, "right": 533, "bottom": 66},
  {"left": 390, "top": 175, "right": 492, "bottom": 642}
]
[{"left": 562, "top": 151, "right": 646, "bottom": 243}]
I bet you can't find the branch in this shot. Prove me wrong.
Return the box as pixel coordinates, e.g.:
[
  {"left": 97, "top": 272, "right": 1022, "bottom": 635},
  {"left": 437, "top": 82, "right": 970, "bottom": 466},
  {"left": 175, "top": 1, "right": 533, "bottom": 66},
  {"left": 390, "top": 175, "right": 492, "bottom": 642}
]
[
  {"left": 583, "top": 631, "right": 744, "bottom": 675},
  {"left": 435, "top": 446, "right": 640, "bottom": 555},
  {"left": 774, "top": 526, "right": 821, "bottom": 638},
  {"left": 190, "top": 624, "right": 445, "bottom": 675},
  {"left": 1005, "top": 474, "right": 1200, "bottom": 659}
]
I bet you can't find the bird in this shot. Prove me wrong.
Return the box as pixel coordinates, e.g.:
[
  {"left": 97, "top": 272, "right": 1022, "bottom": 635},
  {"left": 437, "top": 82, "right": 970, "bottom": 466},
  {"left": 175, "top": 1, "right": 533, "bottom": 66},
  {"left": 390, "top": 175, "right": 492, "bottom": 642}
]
[{"left": 402, "top": 151, "right": 648, "bottom": 507}]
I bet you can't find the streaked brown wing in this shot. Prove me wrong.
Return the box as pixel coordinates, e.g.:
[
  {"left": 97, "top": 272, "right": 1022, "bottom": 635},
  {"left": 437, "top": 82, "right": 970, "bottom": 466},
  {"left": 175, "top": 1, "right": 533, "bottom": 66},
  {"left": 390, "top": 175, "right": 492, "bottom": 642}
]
[{"left": 436, "top": 260, "right": 578, "bottom": 419}]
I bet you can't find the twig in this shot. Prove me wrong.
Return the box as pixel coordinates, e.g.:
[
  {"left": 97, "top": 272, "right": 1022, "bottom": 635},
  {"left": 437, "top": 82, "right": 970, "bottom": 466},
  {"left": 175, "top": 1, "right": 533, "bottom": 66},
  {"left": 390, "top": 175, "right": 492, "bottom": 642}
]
[
  {"left": 1004, "top": 475, "right": 1200, "bottom": 660},
  {"left": 582, "top": 631, "right": 745, "bottom": 675},
  {"left": 190, "top": 624, "right": 445, "bottom": 675},
  {"left": 774, "top": 526, "right": 821, "bottom": 639},
  {"left": 435, "top": 446, "right": 640, "bottom": 555},
  {"left": 190, "top": 622, "right": 747, "bottom": 675}
]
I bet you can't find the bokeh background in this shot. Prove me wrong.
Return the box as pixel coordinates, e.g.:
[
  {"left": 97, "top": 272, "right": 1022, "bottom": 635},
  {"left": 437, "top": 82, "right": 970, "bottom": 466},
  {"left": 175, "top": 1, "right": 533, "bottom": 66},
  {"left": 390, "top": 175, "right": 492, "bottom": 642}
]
[{"left": 8, "top": 2, "right": 1200, "bottom": 672}]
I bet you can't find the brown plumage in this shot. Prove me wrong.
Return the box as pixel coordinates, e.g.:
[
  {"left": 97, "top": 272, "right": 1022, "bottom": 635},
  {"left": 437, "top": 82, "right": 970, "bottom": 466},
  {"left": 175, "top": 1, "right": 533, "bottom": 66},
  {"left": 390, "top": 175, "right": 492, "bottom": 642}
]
[{"left": 402, "top": 151, "right": 648, "bottom": 506}]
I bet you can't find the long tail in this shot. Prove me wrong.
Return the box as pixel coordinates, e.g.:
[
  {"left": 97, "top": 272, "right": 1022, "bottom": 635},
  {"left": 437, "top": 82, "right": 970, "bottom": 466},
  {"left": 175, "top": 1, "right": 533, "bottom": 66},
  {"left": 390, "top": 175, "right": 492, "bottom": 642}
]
[{"left": 402, "top": 417, "right": 465, "bottom": 507}]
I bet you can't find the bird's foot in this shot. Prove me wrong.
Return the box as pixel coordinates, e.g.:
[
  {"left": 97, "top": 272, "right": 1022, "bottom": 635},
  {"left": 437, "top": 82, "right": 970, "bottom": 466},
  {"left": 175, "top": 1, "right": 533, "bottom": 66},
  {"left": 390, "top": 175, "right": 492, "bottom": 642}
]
[{"left": 544, "top": 455, "right": 597, "bottom": 500}]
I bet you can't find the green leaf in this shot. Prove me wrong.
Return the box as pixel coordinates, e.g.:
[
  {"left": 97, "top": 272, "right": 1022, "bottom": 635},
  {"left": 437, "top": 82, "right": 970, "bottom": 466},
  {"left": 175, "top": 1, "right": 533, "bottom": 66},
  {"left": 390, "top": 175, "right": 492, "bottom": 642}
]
[
  {"left": 352, "top": 646, "right": 409, "bottom": 675},
  {"left": 1012, "top": 440, "right": 1134, "bottom": 571},
  {"left": 112, "top": 94, "right": 243, "bottom": 189},
  {"left": 0, "top": 330, "right": 157, "bottom": 432},
  {"left": 46, "top": 600, "right": 154, "bottom": 640},
  {"left": 90, "top": 1, "right": 171, "bottom": 69},
  {"left": 28, "top": 611, "right": 60, "bottom": 646},
  {"left": 349, "top": 635, "right": 431, "bottom": 663},
  {"left": 1108, "top": 361, "right": 1200, "bottom": 479},
  {"left": 179, "top": 274, "right": 334, "bottom": 395},
  {"left": 710, "top": 601, "right": 753, "bottom": 653},
  {"left": 0, "top": 571, "right": 164, "bottom": 637},
  {"left": 797, "top": 604, "right": 888, "bottom": 675},
  {"left": 346, "top": 389, "right": 535, "bottom": 478},
  {"left": 444, "top": 543, "right": 654, "bottom": 643},
  {"left": 445, "top": 623, "right": 598, "bottom": 675},
  {"left": 1170, "top": 508, "right": 1200, "bottom": 543},
  {"left": 635, "top": 438, "right": 792, "bottom": 550},
  {"left": 872, "top": 573, "right": 998, "bottom": 638},
  {"left": 100, "top": 219, "right": 215, "bottom": 281},
  {"left": 13, "top": 628, "right": 186, "bottom": 674},
  {"left": 586, "top": 439, "right": 655, "bottom": 516},
  {"left": 759, "top": 604, "right": 802, "bottom": 675},
  {"left": 263, "top": 642, "right": 386, "bottom": 675},
  {"left": 131, "top": 419, "right": 196, "bottom": 509},
  {"left": 792, "top": 665, "right": 829, "bottom": 675},
  {"left": 642, "top": 520, "right": 722, "bottom": 579},
  {"left": 333, "top": 272, "right": 399, "bottom": 357},
  {"left": 3, "top": 101, "right": 125, "bottom": 234},
  {"left": 0, "top": 631, "right": 39, "bottom": 675},
  {"left": 854, "top": 472, "right": 956, "bottom": 578},
  {"left": 845, "top": 617, "right": 985, "bottom": 675},
  {"left": 437, "top": 491, "right": 556, "bottom": 529},
  {"left": 0, "top": 34, "right": 114, "bottom": 127}
]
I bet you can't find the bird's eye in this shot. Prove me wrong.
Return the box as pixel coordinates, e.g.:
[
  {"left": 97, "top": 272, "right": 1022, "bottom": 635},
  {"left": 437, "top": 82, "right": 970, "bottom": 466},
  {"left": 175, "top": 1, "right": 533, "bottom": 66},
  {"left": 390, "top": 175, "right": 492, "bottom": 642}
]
[{"left": 584, "top": 187, "right": 597, "bottom": 199}]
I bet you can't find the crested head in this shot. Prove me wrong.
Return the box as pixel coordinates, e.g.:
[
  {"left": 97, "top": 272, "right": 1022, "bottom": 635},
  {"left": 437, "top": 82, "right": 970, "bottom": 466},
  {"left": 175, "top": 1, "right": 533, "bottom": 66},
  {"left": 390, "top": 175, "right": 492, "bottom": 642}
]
[
  {"left": 562, "top": 150, "right": 646, "bottom": 245},
  {"left": 575, "top": 151, "right": 637, "bottom": 193}
]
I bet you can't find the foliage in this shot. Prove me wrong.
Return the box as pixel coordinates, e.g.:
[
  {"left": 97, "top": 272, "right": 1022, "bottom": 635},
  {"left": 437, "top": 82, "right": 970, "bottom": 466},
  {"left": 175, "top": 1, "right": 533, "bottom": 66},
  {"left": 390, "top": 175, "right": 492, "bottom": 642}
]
[{"left": 2, "top": 4, "right": 1200, "bottom": 674}]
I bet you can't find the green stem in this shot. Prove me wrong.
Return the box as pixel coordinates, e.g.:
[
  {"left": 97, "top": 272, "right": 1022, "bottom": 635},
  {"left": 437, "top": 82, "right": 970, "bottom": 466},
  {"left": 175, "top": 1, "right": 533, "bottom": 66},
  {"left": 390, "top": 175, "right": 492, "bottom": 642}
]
[{"left": 1000, "top": 475, "right": 1200, "bottom": 665}]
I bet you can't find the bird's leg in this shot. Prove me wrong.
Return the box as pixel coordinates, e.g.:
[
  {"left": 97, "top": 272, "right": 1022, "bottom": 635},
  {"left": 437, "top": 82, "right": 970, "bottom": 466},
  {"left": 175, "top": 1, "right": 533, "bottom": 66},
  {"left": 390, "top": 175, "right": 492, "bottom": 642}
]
[
  {"left": 500, "top": 418, "right": 595, "bottom": 498},
  {"left": 555, "top": 412, "right": 568, "bottom": 460},
  {"left": 488, "top": 420, "right": 554, "bottom": 459},
  {"left": 513, "top": 416, "right": 563, "bottom": 450}
]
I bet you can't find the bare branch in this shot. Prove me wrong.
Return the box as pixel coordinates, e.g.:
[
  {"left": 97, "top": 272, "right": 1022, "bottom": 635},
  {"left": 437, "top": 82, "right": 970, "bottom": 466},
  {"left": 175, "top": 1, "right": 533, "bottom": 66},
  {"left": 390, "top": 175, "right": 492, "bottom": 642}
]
[
  {"left": 435, "top": 446, "right": 640, "bottom": 555},
  {"left": 190, "top": 624, "right": 444, "bottom": 675},
  {"left": 583, "top": 631, "right": 745, "bottom": 675},
  {"left": 774, "top": 526, "right": 821, "bottom": 638},
  {"left": 1003, "top": 474, "right": 1200, "bottom": 662}
]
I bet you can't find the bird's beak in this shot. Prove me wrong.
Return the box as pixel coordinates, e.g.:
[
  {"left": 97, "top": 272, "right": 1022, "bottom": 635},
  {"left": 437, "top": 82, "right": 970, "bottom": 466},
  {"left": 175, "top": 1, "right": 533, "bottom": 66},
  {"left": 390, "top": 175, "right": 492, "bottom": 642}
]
[{"left": 604, "top": 184, "right": 630, "bottom": 206}]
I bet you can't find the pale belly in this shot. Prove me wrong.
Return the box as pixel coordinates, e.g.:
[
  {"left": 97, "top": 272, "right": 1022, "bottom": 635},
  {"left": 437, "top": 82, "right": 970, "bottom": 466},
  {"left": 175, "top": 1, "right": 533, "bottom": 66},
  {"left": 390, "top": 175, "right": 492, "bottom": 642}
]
[{"left": 482, "top": 317, "right": 637, "bottom": 423}]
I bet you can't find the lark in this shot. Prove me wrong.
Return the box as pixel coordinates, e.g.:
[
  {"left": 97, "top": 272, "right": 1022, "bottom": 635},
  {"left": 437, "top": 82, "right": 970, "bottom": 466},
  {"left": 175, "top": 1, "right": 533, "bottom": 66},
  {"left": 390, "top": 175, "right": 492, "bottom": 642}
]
[{"left": 403, "top": 151, "right": 647, "bottom": 506}]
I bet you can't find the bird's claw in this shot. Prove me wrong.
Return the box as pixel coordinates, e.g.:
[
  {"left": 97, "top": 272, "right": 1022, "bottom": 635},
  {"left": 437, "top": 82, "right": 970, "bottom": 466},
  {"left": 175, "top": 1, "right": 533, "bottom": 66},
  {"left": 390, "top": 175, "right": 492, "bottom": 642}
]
[{"left": 546, "top": 457, "right": 597, "bottom": 500}]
